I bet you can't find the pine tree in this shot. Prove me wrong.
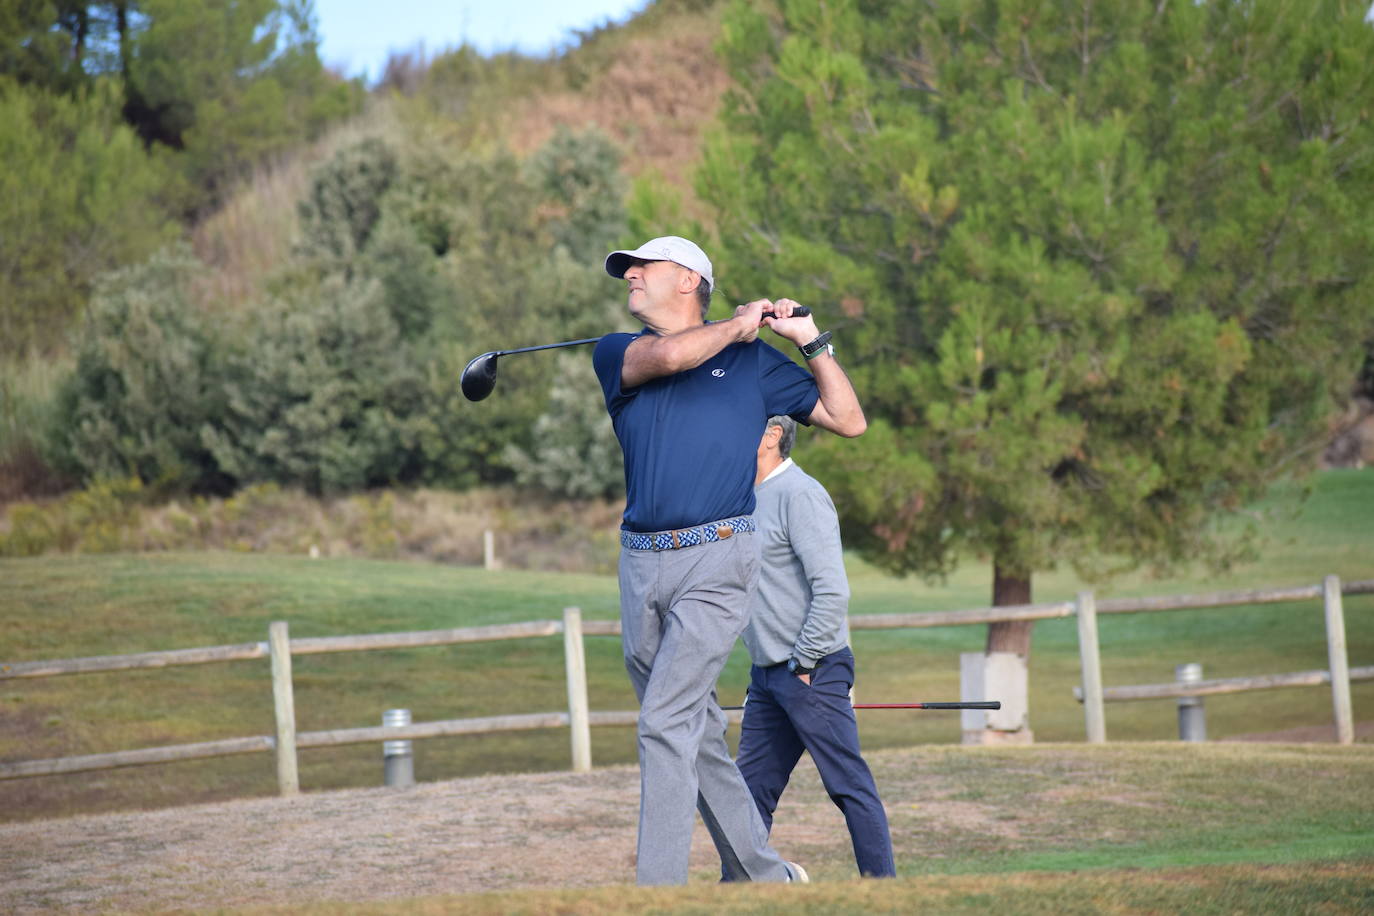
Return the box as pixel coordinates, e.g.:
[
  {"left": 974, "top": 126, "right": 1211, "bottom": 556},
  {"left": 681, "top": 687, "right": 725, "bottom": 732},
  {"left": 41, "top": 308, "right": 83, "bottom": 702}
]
[{"left": 698, "top": 0, "right": 1374, "bottom": 740}]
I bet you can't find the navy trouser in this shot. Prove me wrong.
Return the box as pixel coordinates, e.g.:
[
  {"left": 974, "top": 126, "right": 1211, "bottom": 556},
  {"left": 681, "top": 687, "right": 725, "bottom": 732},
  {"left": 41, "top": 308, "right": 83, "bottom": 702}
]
[{"left": 733, "top": 647, "right": 896, "bottom": 878}]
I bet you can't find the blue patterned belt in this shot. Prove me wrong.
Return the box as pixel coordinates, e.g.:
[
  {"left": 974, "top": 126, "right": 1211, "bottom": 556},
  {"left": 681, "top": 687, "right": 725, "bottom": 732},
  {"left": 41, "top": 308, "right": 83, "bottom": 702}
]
[{"left": 620, "top": 516, "right": 755, "bottom": 551}]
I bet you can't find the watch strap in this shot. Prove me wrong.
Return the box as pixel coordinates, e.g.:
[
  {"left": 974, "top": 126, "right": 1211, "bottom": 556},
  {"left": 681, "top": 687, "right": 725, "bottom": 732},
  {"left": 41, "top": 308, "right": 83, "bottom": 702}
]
[{"left": 799, "top": 330, "right": 833, "bottom": 359}]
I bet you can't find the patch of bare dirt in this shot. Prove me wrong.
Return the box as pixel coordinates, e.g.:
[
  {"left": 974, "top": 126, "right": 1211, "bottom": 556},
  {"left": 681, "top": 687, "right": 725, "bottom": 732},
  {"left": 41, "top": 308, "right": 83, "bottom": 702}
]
[
  {"left": 0, "top": 749, "right": 1013, "bottom": 914},
  {"left": 1, "top": 767, "right": 642, "bottom": 914}
]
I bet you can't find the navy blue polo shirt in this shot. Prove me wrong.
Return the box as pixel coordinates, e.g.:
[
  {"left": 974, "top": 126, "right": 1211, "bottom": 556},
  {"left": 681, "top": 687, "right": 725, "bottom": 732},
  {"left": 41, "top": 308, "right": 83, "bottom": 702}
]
[{"left": 593, "top": 329, "right": 819, "bottom": 533}]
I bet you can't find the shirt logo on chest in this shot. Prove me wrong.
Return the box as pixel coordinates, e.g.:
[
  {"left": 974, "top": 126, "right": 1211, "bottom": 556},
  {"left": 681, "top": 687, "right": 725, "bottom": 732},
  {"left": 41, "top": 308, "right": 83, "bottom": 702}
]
[{"left": 711, "top": 368, "right": 725, "bottom": 378}]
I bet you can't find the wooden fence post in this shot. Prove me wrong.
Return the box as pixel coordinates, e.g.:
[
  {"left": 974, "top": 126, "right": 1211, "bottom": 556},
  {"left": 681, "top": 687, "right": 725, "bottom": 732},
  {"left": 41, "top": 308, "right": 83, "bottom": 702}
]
[
  {"left": 1323, "top": 575, "right": 1354, "bottom": 745},
  {"left": 563, "top": 607, "right": 592, "bottom": 772},
  {"left": 1076, "top": 591, "right": 1107, "bottom": 744},
  {"left": 268, "top": 621, "right": 300, "bottom": 796}
]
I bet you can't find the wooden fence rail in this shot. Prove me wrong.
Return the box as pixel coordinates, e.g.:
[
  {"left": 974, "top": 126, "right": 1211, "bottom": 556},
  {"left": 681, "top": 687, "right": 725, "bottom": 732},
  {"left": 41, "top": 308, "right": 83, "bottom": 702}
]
[
  {"left": 1072, "top": 575, "right": 1374, "bottom": 745},
  {"left": 1074, "top": 666, "right": 1374, "bottom": 703},
  {"left": 2, "top": 578, "right": 1369, "bottom": 793}
]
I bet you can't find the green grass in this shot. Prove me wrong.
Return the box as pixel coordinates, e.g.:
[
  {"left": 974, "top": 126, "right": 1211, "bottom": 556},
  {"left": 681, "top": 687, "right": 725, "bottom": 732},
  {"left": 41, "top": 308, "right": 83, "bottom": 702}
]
[
  {"left": 231, "top": 860, "right": 1374, "bottom": 915},
  {"left": 1, "top": 470, "right": 1371, "bottom": 824}
]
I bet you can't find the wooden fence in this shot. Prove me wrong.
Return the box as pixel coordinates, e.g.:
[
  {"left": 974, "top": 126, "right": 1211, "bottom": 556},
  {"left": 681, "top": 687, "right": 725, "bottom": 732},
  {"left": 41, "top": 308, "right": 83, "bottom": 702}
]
[
  {"left": 1072, "top": 575, "right": 1374, "bottom": 743},
  {"left": 2, "top": 576, "right": 1370, "bottom": 796}
]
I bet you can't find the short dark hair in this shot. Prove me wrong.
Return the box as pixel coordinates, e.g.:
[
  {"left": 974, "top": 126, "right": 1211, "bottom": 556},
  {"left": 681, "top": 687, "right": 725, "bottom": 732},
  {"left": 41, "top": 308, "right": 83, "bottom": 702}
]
[
  {"left": 694, "top": 277, "right": 711, "bottom": 318},
  {"left": 767, "top": 415, "right": 797, "bottom": 458}
]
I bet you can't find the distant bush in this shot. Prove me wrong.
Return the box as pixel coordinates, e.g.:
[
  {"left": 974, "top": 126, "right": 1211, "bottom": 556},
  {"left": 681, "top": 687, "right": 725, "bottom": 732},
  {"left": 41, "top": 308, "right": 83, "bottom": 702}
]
[
  {"left": 0, "top": 477, "right": 146, "bottom": 556},
  {"left": 506, "top": 353, "right": 624, "bottom": 500},
  {"left": 294, "top": 137, "right": 400, "bottom": 273},
  {"left": 203, "top": 277, "right": 430, "bottom": 495},
  {"left": 525, "top": 126, "right": 626, "bottom": 264},
  {"left": 0, "top": 82, "right": 180, "bottom": 357},
  {"left": 40, "top": 126, "right": 631, "bottom": 500},
  {"left": 49, "top": 245, "right": 230, "bottom": 494},
  {"left": 0, "top": 355, "right": 74, "bottom": 502}
]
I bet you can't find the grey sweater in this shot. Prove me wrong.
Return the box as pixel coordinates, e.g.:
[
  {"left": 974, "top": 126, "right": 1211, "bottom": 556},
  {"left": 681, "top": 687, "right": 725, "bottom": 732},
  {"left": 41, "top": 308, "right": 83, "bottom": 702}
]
[{"left": 742, "top": 461, "right": 851, "bottom": 668}]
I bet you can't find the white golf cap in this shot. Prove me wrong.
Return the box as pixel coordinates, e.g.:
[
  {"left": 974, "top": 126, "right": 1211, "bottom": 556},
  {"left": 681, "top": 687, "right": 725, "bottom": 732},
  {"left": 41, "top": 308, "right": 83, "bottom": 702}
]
[{"left": 604, "top": 236, "right": 714, "bottom": 292}]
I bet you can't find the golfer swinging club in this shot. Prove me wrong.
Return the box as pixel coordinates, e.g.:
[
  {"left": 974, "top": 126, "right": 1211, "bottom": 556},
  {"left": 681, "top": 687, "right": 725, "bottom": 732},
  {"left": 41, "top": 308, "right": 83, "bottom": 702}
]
[{"left": 594, "top": 235, "right": 866, "bottom": 885}]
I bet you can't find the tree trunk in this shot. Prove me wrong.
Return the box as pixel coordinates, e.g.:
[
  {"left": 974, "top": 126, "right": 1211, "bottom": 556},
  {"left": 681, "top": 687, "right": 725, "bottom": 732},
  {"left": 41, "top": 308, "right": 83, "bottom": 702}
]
[
  {"left": 963, "top": 560, "right": 1034, "bottom": 745},
  {"left": 986, "top": 563, "right": 1033, "bottom": 655},
  {"left": 116, "top": 2, "right": 131, "bottom": 78}
]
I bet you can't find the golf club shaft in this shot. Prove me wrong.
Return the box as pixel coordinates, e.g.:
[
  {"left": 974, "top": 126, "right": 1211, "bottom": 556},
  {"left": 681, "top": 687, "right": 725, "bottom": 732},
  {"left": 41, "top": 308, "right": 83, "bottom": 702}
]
[
  {"left": 497, "top": 337, "right": 602, "bottom": 357},
  {"left": 495, "top": 308, "right": 812, "bottom": 356},
  {"left": 718, "top": 701, "right": 1001, "bottom": 711}
]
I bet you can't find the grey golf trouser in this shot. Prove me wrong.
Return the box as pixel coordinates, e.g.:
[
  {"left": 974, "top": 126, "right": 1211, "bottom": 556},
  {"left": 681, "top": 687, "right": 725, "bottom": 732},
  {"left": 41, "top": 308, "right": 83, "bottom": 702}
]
[{"left": 619, "top": 529, "right": 792, "bottom": 886}]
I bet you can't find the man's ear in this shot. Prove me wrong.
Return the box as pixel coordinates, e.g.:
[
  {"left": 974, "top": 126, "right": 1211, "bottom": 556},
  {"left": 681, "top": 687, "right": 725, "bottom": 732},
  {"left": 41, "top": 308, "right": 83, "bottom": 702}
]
[{"left": 678, "top": 269, "right": 701, "bottom": 294}]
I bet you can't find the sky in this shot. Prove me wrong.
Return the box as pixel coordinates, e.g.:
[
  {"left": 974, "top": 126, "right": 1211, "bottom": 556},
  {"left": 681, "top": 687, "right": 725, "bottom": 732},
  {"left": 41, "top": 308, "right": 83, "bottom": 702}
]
[{"left": 313, "top": 0, "right": 650, "bottom": 84}]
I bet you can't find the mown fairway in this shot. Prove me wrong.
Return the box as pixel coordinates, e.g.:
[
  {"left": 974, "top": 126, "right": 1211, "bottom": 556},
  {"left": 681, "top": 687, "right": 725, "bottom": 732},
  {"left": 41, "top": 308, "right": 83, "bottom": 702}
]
[{"left": 1, "top": 470, "right": 1371, "bottom": 824}]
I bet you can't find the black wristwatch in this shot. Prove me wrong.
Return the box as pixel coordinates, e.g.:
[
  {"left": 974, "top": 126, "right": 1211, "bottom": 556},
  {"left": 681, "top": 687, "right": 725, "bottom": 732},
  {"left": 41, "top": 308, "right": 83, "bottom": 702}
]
[
  {"left": 787, "top": 657, "right": 814, "bottom": 676},
  {"left": 799, "top": 330, "right": 833, "bottom": 360}
]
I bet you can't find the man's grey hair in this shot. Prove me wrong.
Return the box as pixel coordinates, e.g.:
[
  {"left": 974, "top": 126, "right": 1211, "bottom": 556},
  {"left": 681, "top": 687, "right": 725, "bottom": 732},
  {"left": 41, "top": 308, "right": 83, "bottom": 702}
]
[
  {"left": 766, "top": 415, "right": 797, "bottom": 459},
  {"left": 694, "top": 277, "right": 711, "bottom": 319}
]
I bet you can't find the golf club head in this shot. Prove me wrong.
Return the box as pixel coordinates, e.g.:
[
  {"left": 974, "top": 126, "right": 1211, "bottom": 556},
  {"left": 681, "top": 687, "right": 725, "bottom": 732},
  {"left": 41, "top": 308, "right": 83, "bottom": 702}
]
[{"left": 461, "top": 351, "right": 500, "bottom": 402}]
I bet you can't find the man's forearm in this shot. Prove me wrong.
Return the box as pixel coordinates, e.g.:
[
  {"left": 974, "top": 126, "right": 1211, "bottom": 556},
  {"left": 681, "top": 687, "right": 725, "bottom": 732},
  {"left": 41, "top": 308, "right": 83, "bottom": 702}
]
[
  {"left": 622, "top": 318, "right": 745, "bottom": 388},
  {"left": 807, "top": 353, "right": 867, "bottom": 437}
]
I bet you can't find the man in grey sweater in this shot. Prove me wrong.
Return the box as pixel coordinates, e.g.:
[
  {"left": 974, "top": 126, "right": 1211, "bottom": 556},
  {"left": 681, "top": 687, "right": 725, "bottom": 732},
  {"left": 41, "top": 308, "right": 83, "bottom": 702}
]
[{"left": 732, "top": 414, "right": 896, "bottom": 878}]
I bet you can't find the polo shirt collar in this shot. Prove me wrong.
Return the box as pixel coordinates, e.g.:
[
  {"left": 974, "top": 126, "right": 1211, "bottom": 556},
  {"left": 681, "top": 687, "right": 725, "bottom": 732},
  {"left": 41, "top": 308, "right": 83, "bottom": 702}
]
[{"left": 761, "top": 457, "right": 794, "bottom": 485}]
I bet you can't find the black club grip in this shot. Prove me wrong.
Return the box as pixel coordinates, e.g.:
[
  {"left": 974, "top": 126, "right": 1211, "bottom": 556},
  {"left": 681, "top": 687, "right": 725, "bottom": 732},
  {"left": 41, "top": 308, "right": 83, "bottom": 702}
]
[{"left": 759, "top": 306, "right": 811, "bottom": 319}]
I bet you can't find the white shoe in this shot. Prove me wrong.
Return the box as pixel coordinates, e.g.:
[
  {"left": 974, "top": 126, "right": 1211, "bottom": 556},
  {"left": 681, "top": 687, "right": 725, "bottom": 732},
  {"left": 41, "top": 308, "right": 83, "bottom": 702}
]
[{"left": 786, "top": 861, "right": 810, "bottom": 883}]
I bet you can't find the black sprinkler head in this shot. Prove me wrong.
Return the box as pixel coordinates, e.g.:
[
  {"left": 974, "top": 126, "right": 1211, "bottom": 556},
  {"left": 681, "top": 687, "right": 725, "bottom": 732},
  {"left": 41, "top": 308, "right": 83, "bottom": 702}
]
[{"left": 460, "top": 351, "right": 500, "bottom": 402}]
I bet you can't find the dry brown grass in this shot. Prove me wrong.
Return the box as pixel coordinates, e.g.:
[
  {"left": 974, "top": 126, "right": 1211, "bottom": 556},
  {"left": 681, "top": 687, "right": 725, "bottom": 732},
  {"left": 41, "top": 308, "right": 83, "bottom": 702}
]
[
  {"left": 189, "top": 110, "right": 401, "bottom": 313},
  {"left": 0, "top": 484, "right": 625, "bottom": 572},
  {"left": 4, "top": 744, "right": 1373, "bottom": 914},
  {"left": 505, "top": 22, "right": 732, "bottom": 202}
]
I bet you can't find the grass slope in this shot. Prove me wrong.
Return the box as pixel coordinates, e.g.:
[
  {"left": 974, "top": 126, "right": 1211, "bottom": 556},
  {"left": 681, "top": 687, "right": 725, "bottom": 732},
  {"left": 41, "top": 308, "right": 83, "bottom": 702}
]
[{"left": 0, "top": 470, "right": 1370, "bottom": 823}]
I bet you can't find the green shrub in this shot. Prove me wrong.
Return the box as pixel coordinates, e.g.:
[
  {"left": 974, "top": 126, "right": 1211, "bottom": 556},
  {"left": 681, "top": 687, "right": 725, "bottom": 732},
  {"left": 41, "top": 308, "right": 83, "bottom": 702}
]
[
  {"left": 203, "top": 278, "right": 429, "bottom": 495},
  {"left": 524, "top": 126, "right": 626, "bottom": 264},
  {"left": 66, "top": 477, "right": 145, "bottom": 553},
  {"left": 0, "top": 81, "right": 180, "bottom": 357},
  {"left": 294, "top": 137, "right": 400, "bottom": 272},
  {"left": 48, "top": 245, "right": 229, "bottom": 494},
  {"left": 505, "top": 353, "right": 624, "bottom": 500},
  {"left": 0, "top": 354, "right": 73, "bottom": 501},
  {"left": 0, "top": 476, "right": 145, "bottom": 556},
  {"left": 0, "top": 503, "right": 58, "bottom": 557}
]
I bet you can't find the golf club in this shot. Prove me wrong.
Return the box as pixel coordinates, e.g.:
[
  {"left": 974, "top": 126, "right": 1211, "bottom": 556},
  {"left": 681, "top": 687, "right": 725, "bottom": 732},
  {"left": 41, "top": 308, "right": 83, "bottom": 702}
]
[
  {"left": 718, "top": 701, "right": 1001, "bottom": 711},
  {"left": 461, "top": 307, "right": 811, "bottom": 402},
  {"left": 461, "top": 338, "right": 600, "bottom": 402}
]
